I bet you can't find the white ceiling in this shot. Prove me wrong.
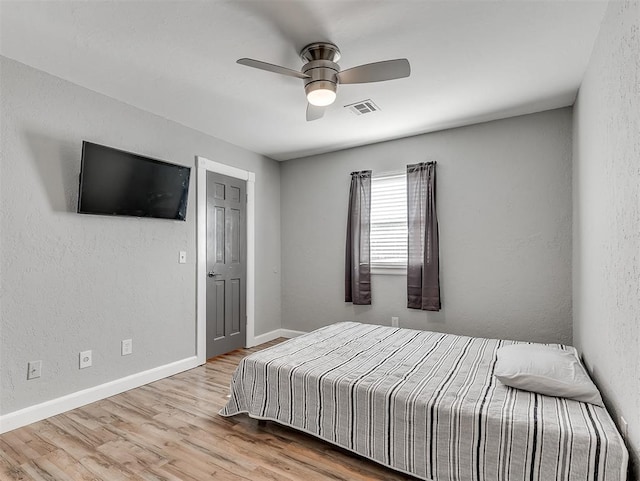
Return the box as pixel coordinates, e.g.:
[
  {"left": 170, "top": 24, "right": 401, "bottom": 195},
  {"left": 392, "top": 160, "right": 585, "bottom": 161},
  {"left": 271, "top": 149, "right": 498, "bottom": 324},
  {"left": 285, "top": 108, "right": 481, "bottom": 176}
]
[{"left": 0, "top": 1, "right": 607, "bottom": 161}]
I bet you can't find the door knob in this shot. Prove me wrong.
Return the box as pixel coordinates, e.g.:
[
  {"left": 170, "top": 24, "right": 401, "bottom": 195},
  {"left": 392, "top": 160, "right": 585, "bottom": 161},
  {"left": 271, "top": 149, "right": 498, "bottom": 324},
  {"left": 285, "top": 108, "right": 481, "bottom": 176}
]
[{"left": 207, "top": 271, "right": 216, "bottom": 278}]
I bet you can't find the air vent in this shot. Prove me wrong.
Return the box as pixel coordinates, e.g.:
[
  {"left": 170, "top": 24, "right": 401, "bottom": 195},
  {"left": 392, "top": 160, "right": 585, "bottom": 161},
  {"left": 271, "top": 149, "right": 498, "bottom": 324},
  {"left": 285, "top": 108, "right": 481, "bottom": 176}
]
[{"left": 345, "top": 99, "right": 380, "bottom": 116}]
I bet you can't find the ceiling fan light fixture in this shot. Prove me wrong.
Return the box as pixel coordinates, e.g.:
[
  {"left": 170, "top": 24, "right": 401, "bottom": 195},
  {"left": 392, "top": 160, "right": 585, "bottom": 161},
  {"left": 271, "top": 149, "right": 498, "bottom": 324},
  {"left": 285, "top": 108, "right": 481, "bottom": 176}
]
[{"left": 305, "top": 81, "right": 337, "bottom": 107}]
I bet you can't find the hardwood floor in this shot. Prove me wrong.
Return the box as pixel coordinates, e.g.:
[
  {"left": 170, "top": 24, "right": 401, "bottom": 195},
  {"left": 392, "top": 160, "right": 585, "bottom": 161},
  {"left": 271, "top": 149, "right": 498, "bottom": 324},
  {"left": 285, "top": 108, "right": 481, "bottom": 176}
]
[{"left": 0, "top": 340, "right": 417, "bottom": 481}]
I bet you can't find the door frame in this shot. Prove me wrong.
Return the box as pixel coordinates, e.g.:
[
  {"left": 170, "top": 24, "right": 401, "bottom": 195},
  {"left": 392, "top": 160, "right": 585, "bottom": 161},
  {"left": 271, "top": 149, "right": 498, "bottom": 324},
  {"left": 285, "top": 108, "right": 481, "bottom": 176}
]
[{"left": 196, "top": 156, "right": 256, "bottom": 365}]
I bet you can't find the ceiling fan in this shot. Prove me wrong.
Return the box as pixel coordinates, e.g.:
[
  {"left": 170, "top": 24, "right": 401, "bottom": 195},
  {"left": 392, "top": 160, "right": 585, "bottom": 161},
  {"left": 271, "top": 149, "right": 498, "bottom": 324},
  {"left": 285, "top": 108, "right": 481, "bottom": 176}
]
[{"left": 237, "top": 42, "right": 410, "bottom": 121}]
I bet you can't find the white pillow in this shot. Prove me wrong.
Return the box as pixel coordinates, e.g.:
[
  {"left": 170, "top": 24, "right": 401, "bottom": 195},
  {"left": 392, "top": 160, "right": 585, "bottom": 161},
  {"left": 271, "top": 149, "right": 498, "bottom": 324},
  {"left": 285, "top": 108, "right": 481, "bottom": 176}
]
[{"left": 494, "top": 344, "right": 603, "bottom": 406}]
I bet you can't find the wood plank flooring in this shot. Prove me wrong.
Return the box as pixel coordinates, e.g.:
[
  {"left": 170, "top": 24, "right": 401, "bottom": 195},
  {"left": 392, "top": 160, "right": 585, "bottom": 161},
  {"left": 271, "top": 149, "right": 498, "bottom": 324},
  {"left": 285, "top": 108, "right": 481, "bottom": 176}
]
[{"left": 0, "top": 340, "right": 417, "bottom": 480}]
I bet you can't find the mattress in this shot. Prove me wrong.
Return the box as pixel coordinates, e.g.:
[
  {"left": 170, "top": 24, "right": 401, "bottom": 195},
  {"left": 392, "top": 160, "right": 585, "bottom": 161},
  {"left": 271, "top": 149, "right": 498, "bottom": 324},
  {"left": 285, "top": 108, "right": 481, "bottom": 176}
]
[{"left": 220, "top": 322, "right": 628, "bottom": 481}]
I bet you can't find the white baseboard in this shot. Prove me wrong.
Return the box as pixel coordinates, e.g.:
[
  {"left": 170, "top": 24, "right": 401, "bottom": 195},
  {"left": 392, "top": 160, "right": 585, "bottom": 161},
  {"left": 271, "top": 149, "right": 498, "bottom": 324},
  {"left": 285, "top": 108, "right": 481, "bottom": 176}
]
[
  {"left": 1, "top": 330, "right": 310, "bottom": 433},
  {"left": 0, "top": 356, "right": 200, "bottom": 434},
  {"left": 279, "top": 328, "right": 307, "bottom": 339},
  {"left": 250, "top": 328, "right": 307, "bottom": 347}
]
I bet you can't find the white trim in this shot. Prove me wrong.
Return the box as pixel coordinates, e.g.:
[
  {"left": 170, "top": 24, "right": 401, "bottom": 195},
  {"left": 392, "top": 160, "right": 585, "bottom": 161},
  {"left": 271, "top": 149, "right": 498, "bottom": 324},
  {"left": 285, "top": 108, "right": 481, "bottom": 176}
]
[
  {"left": 279, "top": 329, "right": 307, "bottom": 339},
  {"left": 246, "top": 176, "right": 256, "bottom": 346},
  {"left": 196, "top": 156, "right": 256, "bottom": 360},
  {"left": 371, "top": 266, "right": 407, "bottom": 276},
  {"left": 252, "top": 329, "right": 286, "bottom": 346},
  {"left": 0, "top": 356, "right": 198, "bottom": 434},
  {"left": 252, "top": 328, "right": 307, "bottom": 346},
  {"left": 197, "top": 156, "right": 251, "bottom": 181}
]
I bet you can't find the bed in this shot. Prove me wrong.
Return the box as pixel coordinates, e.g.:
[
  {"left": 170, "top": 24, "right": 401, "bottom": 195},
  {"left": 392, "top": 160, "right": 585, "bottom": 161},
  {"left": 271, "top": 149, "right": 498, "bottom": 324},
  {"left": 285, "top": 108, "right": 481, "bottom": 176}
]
[{"left": 220, "top": 322, "right": 628, "bottom": 481}]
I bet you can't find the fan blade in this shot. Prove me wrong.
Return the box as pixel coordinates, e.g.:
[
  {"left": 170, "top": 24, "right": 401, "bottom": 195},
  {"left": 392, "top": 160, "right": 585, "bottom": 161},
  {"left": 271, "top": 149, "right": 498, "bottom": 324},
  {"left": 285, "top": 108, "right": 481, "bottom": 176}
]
[
  {"left": 237, "top": 58, "right": 310, "bottom": 79},
  {"left": 306, "top": 103, "right": 325, "bottom": 121},
  {"left": 337, "top": 58, "right": 410, "bottom": 84}
]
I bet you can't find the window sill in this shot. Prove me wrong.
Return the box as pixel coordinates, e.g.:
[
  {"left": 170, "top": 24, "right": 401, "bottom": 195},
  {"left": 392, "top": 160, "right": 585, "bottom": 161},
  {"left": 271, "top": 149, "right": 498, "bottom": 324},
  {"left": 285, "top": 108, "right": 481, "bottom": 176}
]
[{"left": 371, "top": 266, "right": 407, "bottom": 276}]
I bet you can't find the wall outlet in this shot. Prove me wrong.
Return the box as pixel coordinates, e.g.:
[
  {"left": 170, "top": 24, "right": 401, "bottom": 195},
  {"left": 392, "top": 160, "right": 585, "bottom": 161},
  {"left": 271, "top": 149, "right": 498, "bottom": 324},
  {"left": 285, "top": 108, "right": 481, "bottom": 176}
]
[
  {"left": 121, "top": 339, "right": 133, "bottom": 356},
  {"left": 391, "top": 316, "right": 399, "bottom": 327},
  {"left": 619, "top": 416, "right": 628, "bottom": 438},
  {"left": 79, "top": 350, "right": 92, "bottom": 369},
  {"left": 179, "top": 251, "right": 186, "bottom": 264},
  {"left": 27, "top": 360, "right": 42, "bottom": 380}
]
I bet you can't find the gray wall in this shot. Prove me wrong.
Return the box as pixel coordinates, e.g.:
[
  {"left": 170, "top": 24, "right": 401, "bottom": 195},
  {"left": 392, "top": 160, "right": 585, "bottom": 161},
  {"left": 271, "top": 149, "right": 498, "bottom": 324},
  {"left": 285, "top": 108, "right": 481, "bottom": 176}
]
[
  {"left": 281, "top": 108, "right": 573, "bottom": 345},
  {"left": 0, "top": 57, "right": 281, "bottom": 414},
  {"left": 572, "top": 0, "right": 640, "bottom": 475}
]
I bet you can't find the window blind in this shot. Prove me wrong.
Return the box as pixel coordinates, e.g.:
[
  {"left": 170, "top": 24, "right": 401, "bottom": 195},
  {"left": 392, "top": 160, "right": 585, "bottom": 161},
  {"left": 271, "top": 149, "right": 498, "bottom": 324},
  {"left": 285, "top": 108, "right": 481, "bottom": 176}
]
[{"left": 371, "top": 173, "right": 407, "bottom": 267}]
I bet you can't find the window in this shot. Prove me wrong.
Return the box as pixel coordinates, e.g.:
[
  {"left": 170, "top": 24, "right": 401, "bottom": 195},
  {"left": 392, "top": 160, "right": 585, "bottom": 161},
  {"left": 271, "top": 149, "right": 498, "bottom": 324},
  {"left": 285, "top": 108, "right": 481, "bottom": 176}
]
[{"left": 370, "top": 172, "right": 407, "bottom": 269}]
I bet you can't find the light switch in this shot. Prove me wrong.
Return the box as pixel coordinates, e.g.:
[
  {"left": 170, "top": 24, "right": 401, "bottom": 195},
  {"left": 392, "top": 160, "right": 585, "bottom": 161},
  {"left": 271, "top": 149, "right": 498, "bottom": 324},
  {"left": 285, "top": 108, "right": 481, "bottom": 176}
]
[
  {"left": 179, "top": 251, "right": 186, "bottom": 264},
  {"left": 27, "top": 360, "right": 42, "bottom": 380},
  {"left": 121, "top": 339, "right": 133, "bottom": 356}
]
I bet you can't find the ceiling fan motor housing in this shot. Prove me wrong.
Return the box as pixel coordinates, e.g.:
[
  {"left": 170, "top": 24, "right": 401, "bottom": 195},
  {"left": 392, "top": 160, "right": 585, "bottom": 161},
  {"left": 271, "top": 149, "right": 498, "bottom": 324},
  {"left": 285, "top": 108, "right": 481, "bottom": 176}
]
[
  {"left": 302, "top": 59, "right": 339, "bottom": 98},
  {"left": 300, "top": 42, "right": 341, "bottom": 102},
  {"left": 300, "top": 42, "right": 341, "bottom": 63}
]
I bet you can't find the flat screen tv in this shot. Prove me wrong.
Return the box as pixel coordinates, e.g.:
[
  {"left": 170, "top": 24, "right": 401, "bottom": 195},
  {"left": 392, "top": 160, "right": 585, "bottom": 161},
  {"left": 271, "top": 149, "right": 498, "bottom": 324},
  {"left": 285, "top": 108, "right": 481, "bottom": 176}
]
[{"left": 77, "top": 141, "right": 191, "bottom": 221}]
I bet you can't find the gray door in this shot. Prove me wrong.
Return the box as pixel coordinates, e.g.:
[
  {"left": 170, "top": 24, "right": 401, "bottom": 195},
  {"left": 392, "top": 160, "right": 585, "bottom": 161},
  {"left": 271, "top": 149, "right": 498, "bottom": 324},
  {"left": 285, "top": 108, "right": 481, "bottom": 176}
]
[{"left": 206, "top": 171, "right": 246, "bottom": 358}]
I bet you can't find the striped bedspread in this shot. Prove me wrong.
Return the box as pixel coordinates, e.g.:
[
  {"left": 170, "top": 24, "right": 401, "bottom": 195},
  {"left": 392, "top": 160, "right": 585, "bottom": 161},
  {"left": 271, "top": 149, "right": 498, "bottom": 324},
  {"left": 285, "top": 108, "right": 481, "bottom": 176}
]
[{"left": 220, "top": 322, "right": 628, "bottom": 481}]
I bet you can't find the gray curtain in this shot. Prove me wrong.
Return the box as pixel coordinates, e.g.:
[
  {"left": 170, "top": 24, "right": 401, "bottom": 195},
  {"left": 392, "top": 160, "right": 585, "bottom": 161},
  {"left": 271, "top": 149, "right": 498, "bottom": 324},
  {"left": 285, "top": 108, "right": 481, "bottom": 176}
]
[
  {"left": 345, "top": 170, "right": 372, "bottom": 305},
  {"left": 407, "top": 162, "right": 440, "bottom": 310}
]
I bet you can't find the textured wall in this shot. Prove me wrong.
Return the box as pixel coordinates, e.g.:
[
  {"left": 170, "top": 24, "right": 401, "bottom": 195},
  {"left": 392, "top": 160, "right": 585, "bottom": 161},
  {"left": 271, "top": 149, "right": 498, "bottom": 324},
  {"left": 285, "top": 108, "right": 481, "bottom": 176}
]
[
  {"left": 281, "top": 109, "right": 573, "bottom": 345},
  {"left": 573, "top": 0, "right": 640, "bottom": 476},
  {"left": 0, "top": 57, "right": 281, "bottom": 414}
]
